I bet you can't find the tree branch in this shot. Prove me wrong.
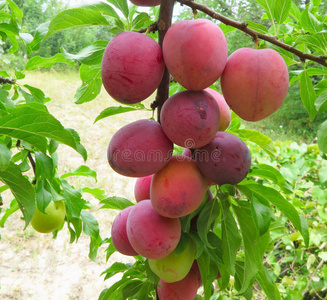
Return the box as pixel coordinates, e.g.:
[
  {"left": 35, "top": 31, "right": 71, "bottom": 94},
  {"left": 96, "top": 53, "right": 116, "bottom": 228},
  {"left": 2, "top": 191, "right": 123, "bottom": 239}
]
[
  {"left": 0, "top": 76, "right": 15, "bottom": 85},
  {"left": 151, "top": 0, "right": 176, "bottom": 122},
  {"left": 176, "top": 0, "right": 327, "bottom": 67}
]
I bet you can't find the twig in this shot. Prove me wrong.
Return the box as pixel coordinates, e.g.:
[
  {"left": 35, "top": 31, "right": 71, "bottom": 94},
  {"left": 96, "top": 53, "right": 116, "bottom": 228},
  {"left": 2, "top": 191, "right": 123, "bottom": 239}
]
[
  {"left": 176, "top": 0, "right": 327, "bottom": 67},
  {"left": 302, "top": 259, "right": 325, "bottom": 297},
  {"left": 138, "top": 21, "right": 159, "bottom": 34},
  {"left": 0, "top": 76, "right": 15, "bottom": 85},
  {"left": 150, "top": 0, "right": 176, "bottom": 122},
  {"left": 27, "top": 152, "right": 37, "bottom": 185}
]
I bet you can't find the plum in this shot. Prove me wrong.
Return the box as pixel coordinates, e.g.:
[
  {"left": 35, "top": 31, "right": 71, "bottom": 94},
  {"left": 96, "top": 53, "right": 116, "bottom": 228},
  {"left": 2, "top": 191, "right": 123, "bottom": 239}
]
[
  {"left": 107, "top": 119, "right": 173, "bottom": 177},
  {"left": 194, "top": 132, "right": 251, "bottom": 185},
  {"left": 134, "top": 174, "right": 153, "bottom": 203},
  {"left": 221, "top": 48, "right": 289, "bottom": 121},
  {"left": 150, "top": 155, "right": 207, "bottom": 218},
  {"left": 163, "top": 18, "right": 228, "bottom": 91},
  {"left": 160, "top": 90, "right": 220, "bottom": 149},
  {"left": 101, "top": 31, "right": 165, "bottom": 104},
  {"left": 111, "top": 206, "right": 138, "bottom": 256},
  {"left": 126, "top": 200, "right": 181, "bottom": 259}
]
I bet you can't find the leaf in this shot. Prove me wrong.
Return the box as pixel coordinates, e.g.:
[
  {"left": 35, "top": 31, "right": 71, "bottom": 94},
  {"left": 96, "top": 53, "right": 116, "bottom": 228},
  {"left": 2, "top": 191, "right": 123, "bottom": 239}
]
[
  {"left": 45, "top": 2, "right": 119, "bottom": 39},
  {"left": 197, "top": 198, "right": 220, "bottom": 247},
  {"left": 249, "top": 164, "right": 293, "bottom": 193},
  {"left": 256, "top": 266, "right": 281, "bottom": 300},
  {"left": 251, "top": 198, "right": 273, "bottom": 236},
  {"left": 131, "top": 12, "right": 150, "bottom": 31},
  {"left": 23, "top": 85, "right": 50, "bottom": 103},
  {"left": 0, "top": 103, "right": 84, "bottom": 156},
  {"left": 73, "top": 64, "right": 102, "bottom": 104},
  {"left": 101, "top": 262, "right": 133, "bottom": 280},
  {"left": 300, "top": 70, "right": 317, "bottom": 121},
  {"left": 7, "top": 0, "right": 23, "bottom": 24},
  {"left": 61, "top": 165, "right": 97, "bottom": 181},
  {"left": 300, "top": 7, "right": 323, "bottom": 34},
  {"left": 237, "top": 183, "right": 309, "bottom": 246},
  {"left": 295, "top": 35, "right": 326, "bottom": 53},
  {"left": 233, "top": 201, "right": 267, "bottom": 293},
  {"left": 94, "top": 106, "right": 139, "bottom": 123},
  {"left": 315, "top": 90, "right": 327, "bottom": 113},
  {"left": 233, "top": 129, "right": 277, "bottom": 157},
  {"left": 220, "top": 197, "right": 241, "bottom": 276},
  {"left": 35, "top": 181, "right": 53, "bottom": 213},
  {"left": 245, "top": 21, "right": 269, "bottom": 34},
  {"left": 25, "top": 53, "right": 74, "bottom": 71},
  {"left": 273, "top": 0, "right": 291, "bottom": 24},
  {"left": 35, "top": 152, "right": 55, "bottom": 180},
  {"left": 0, "top": 162, "right": 35, "bottom": 228},
  {"left": 0, "top": 199, "right": 19, "bottom": 228},
  {"left": 29, "top": 21, "right": 49, "bottom": 51},
  {"left": 61, "top": 40, "right": 108, "bottom": 65},
  {"left": 318, "top": 167, "right": 327, "bottom": 183},
  {"left": 256, "top": 0, "right": 275, "bottom": 23},
  {"left": 107, "top": 0, "right": 129, "bottom": 19},
  {"left": 0, "top": 140, "right": 12, "bottom": 171},
  {"left": 99, "top": 196, "right": 134, "bottom": 210},
  {"left": 61, "top": 179, "right": 85, "bottom": 218}
]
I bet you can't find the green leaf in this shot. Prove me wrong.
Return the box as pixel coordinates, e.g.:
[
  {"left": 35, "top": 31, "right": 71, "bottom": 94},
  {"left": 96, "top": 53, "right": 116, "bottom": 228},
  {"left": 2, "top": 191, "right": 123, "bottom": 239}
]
[
  {"left": 197, "top": 198, "right": 220, "bottom": 247},
  {"left": 122, "top": 280, "right": 144, "bottom": 299},
  {"left": 0, "top": 103, "right": 83, "bottom": 156},
  {"left": 256, "top": 0, "right": 275, "bottom": 23},
  {"left": 251, "top": 198, "right": 273, "bottom": 236},
  {"left": 61, "top": 179, "right": 85, "bottom": 218},
  {"left": 220, "top": 197, "right": 241, "bottom": 276},
  {"left": 273, "top": 0, "right": 291, "bottom": 24},
  {"left": 237, "top": 183, "right": 309, "bottom": 246},
  {"left": 0, "top": 140, "right": 12, "bottom": 171},
  {"left": 295, "top": 35, "right": 326, "bottom": 53},
  {"left": 0, "top": 199, "right": 19, "bottom": 228},
  {"left": 300, "top": 7, "right": 323, "bottom": 34},
  {"left": 35, "top": 152, "right": 55, "bottom": 180},
  {"left": 81, "top": 211, "right": 100, "bottom": 238},
  {"left": 61, "top": 40, "right": 108, "bottom": 65},
  {"left": 45, "top": 2, "right": 119, "bottom": 39},
  {"left": 74, "top": 64, "right": 102, "bottom": 104},
  {"left": 315, "top": 90, "right": 327, "bottom": 113},
  {"left": 94, "top": 106, "right": 139, "bottom": 123},
  {"left": 256, "top": 266, "right": 281, "bottom": 300},
  {"left": 300, "top": 70, "right": 317, "bottom": 121},
  {"left": 0, "top": 162, "right": 35, "bottom": 227},
  {"left": 101, "top": 262, "right": 133, "bottom": 280},
  {"left": 61, "top": 165, "right": 97, "bottom": 181},
  {"left": 7, "top": 0, "right": 23, "bottom": 24},
  {"left": 23, "top": 85, "right": 50, "bottom": 103},
  {"left": 318, "top": 167, "right": 327, "bottom": 183},
  {"left": 29, "top": 21, "right": 49, "bottom": 51},
  {"left": 245, "top": 21, "right": 269, "bottom": 34},
  {"left": 106, "top": 0, "right": 129, "bottom": 19},
  {"left": 131, "top": 12, "right": 150, "bottom": 31},
  {"left": 99, "top": 196, "right": 134, "bottom": 210},
  {"left": 25, "top": 53, "right": 74, "bottom": 71},
  {"left": 35, "top": 180, "right": 53, "bottom": 213},
  {"left": 249, "top": 164, "right": 293, "bottom": 193},
  {"left": 233, "top": 201, "right": 267, "bottom": 293},
  {"left": 233, "top": 129, "right": 277, "bottom": 157}
]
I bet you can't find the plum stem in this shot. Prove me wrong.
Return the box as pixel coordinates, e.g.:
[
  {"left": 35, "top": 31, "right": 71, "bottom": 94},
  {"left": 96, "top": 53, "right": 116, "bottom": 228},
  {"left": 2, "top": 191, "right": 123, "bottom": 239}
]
[
  {"left": 176, "top": 0, "right": 327, "bottom": 67},
  {"left": 151, "top": 0, "right": 176, "bottom": 123}
]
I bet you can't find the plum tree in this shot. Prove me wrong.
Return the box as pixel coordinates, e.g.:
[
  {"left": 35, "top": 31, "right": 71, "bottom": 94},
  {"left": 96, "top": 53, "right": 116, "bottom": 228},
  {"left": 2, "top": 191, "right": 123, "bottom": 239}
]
[
  {"left": 134, "top": 174, "right": 153, "bottom": 202},
  {"left": 160, "top": 90, "right": 220, "bottom": 148},
  {"left": 126, "top": 200, "right": 181, "bottom": 259},
  {"left": 101, "top": 31, "right": 165, "bottom": 104},
  {"left": 148, "top": 238, "right": 195, "bottom": 283},
  {"left": 194, "top": 132, "right": 251, "bottom": 185},
  {"left": 111, "top": 206, "right": 138, "bottom": 256},
  {"left": 204, "top": 88, "right": 231, "bottom": 131},
  {"left": 157, "top": 268, "right": 199, "bottom": 300},
  {"left": 150, "top": 155, "right": 208, "bottom": 218},
  {"left": 129, "top": 0, "right": 161, "bottom": 6},
  {"left": 107, "top": 119, "right": 173, "bottom": 177},
  {"left": 162, "top": 18, "right": 228, "bottom": 91},
  {"left": 31, "top": 200, "right": 66, "bottom": 234},
  {"left": 221, "top": 48, "right": 289, "bottom": 121}
]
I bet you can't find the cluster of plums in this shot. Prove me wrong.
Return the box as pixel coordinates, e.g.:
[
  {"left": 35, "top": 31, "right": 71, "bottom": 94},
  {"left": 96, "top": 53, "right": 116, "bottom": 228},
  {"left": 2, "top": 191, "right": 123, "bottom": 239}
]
[{"left": 101, "top": 2, "right": 289, "bottom": 298}]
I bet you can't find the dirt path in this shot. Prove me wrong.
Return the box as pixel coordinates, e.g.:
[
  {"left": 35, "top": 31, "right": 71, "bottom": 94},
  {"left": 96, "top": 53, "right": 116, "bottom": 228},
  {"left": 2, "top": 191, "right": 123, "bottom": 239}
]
[{"left": 0, "top": 71, "right": 153, "bottom": 299}]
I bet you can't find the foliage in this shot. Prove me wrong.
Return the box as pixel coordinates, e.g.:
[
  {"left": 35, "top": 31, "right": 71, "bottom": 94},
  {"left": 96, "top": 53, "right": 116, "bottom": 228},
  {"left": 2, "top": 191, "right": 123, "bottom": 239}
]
[{"left": 0, "top": 0, "right": 326, "bottom": 299}]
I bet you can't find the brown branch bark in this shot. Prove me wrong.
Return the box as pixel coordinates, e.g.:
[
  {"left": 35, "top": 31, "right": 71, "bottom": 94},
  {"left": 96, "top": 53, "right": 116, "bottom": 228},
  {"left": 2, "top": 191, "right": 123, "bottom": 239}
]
[
  {"left": 176, "top": 0, "right": 327, "bottom": 67},
  {"left": 151, "top": 0, "right": 176, "bottom": 123},
  {"left": 0, "top": 76, "right": 15, "bottom": 85}
]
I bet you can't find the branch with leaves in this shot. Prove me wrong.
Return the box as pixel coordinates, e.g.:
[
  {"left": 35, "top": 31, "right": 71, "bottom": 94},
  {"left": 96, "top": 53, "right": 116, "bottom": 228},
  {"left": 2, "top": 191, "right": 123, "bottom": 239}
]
[
  {"left": 176, "top": 0, "right": 327, "bottom": 67},
  {"left": 0, "top": 76, "right": 15, "bottom": 85}
]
